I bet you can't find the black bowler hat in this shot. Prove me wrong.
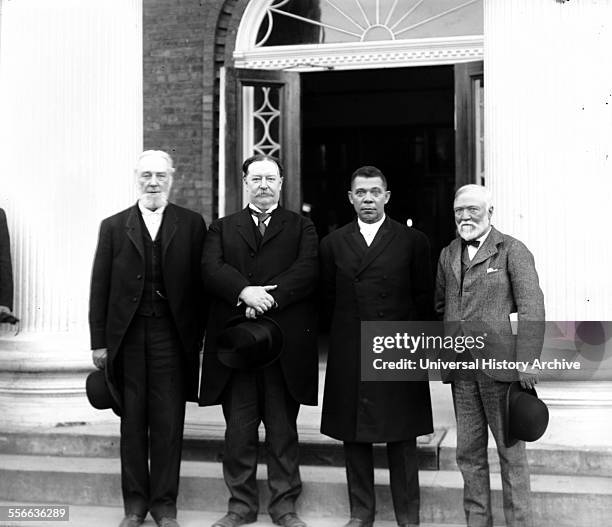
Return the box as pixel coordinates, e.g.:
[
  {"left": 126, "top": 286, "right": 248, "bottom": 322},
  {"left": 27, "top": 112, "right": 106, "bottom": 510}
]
[
  {"left": 505, "top": 382, "right": 549, "bottom": 447},
  {"left": 85, "top": 369, "right": 120, "bottom": 417},
  {"left": 217, "top": 315, "right": 284, "bottom": 370}
]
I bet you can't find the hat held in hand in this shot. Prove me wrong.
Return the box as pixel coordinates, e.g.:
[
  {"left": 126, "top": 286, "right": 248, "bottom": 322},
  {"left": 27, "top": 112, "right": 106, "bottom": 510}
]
[
  {"left": 86, "top": 369, "right": 120, "bottom": 417},
  {"left": 505, "top": 381, "right": 549, "bottom": 447},
  {"left": 217, "top": 315, "right": 284, "bottom": 370}
]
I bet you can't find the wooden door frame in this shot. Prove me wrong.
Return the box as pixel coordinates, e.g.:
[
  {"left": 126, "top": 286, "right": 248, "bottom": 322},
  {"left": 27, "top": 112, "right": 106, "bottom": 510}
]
[
  {"left": 223, "top": 67, "right": 301, "bottom": 215},
  {"left": 455, "top": 61, "right": 484, "bottom": 188}
]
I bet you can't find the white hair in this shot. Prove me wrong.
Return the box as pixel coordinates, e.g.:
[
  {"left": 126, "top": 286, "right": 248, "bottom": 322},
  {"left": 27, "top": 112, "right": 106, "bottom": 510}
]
[
  {"left": 454, "top": 184, "right": 493, "bottom": 210},
  {"left": 135, "top": 150, "right": 175, "bottom": 173}
]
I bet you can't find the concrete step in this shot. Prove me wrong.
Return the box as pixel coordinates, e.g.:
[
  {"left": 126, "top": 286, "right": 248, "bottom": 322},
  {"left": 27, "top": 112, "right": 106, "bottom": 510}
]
[
  {"left": 0, "top": 424, "right": 444, "bottom": 470},
  {"left": 438, "top": 427, "right": 612, "bottom": 477},
  {"left": 0, "top": 504, "right": 465, "bottom": 527},
  {"left": 1, "top": 454, "right": 611, "bottom": 527}
]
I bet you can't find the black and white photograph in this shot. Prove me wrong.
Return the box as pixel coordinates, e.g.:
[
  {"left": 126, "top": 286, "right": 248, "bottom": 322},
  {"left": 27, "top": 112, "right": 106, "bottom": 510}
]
[{"left": 0, "top": 1, "right": 611, "bottom": 526}]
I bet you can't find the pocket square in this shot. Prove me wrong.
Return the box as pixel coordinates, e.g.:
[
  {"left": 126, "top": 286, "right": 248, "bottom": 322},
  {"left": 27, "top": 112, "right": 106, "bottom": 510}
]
[{"left": 486, "top": 267, "right": 499, "bottom": 274}]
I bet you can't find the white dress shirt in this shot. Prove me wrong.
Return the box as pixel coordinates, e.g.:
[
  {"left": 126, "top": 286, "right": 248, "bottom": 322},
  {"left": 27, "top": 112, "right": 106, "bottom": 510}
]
[
  {"left": 138, "top": 201, "right": 165, "bottom": 240},
  {"left": 248, "top": 203, "right": 278, "bottom": 228},
  {"left": 357, "top": 215, "right": 386, "bottom": 247}
]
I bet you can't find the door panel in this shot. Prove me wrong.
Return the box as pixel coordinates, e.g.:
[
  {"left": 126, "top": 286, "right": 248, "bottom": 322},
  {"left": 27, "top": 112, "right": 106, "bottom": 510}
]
[
  {"left": 224, "top": 68, "right": 301, "bottom": 214},
  {"left": 455, "top": 61, "right": 484, "bottom": 188}
]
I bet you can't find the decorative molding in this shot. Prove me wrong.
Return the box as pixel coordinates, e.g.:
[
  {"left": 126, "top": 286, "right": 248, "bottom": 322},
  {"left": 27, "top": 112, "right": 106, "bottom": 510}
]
[{"left": 234, "top": 35, "right": 483, "bottom": 70}]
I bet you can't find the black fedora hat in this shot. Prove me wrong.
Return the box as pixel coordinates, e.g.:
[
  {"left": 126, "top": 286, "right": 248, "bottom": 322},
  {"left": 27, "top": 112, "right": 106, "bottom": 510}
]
[
  {"left": 505, "top": 381, "right": 549, "bottom": 447},
  {"left": 217, "top": 315, "right": 284, "bottom": 370},
  {"left": 86, "top": 369, "right": 120, "bottom": 417}
]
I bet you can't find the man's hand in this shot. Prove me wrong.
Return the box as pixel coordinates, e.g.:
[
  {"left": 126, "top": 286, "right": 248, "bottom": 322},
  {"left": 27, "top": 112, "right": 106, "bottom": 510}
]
[
  {"left": 92, "top": 348, "right": 108, "bottom": 370},
  {"left": 245, "top": 306, "right": 257, "bottom": 319},
  {"left": 518, "top": 366, "right": 539, "bottom": 390},
  {"left": 239, "top": 285, "right": 277, "bottom": 314}
]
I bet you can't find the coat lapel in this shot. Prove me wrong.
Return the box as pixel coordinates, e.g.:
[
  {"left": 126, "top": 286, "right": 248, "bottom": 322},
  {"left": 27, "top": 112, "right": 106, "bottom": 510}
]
[
  {"left": 469, "top": 226, "right": 502, "bottom": 268},
  {"left": 161, "top": 203, "right": 178, "bottom": 262},
  {"left": 343, "top": 222, "right": 368, "bottom": 262},
  {"left": 355, "top": 217, "right": 396, "bottom": 276},
  {"left": 236, "top": 207, "right": 258, "bottom": 252},
  {"left": 449, "top": 238, "right": 462, "bottom": 287},
  {"left": 125, "top": 204, "right": 144, "bottom": 260},
  {"left": 261, "top": 206, "right": 287, "bottom": 247}
]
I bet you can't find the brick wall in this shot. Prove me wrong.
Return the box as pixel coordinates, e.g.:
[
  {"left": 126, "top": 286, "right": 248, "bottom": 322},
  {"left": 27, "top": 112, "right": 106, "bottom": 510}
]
[{"left": 143, "top": 0, "right": 247, "bottom": 222}]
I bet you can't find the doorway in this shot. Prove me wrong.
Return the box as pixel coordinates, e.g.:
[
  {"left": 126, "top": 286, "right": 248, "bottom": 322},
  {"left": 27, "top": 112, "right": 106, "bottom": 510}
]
[{"left": 301, "top": 66, "right": 457, "bottom": 259}]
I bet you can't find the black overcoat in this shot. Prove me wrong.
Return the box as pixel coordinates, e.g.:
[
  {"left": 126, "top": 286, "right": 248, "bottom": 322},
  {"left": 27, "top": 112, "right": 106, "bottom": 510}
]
[
  {"left": 89, "top": 203, "right": 207, "bottom": 410},
  {"left": 320, "top": 217, "right": 434, "bottom": 442},
  {"left": 199, "top": 206, "right": 319, "bottom": 406}
]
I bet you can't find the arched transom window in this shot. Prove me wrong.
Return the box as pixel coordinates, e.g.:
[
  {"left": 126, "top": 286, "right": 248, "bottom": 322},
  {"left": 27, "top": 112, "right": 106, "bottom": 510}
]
[{"left": 235, "top": 0, "right": 483, "bottom": 69}]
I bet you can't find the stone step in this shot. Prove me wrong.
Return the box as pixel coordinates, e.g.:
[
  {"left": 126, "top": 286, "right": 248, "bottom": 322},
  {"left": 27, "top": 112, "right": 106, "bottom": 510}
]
[
  {"left": 0, "top": 504, "right": 465, "bottom": 527},
  {"left": 4, "top": 422, "right": 611, "bottom": 477},
  {"left": 1, "top": 454, "right": 611, "bottom": 527},
  {"left": 0, "top": 424, "right": 444, "bottom": 470},
  {"left": 438, "top": 427, "right": 612, "bottom": 477}
]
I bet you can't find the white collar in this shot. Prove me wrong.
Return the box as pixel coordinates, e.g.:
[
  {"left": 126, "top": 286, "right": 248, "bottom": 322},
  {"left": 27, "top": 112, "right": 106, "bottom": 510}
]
[
  {"left": 138, "top": 201, "right": 166, "bottom": 216},
  {"left": 358, "top": 214, "right": 386, "bottom": 232},
  {"left": 248, "top": 203, "right": 278, "bottom": 214}
]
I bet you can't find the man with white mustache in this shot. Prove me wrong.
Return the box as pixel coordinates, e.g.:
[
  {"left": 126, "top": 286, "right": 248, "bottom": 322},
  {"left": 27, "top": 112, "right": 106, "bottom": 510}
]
[
  {"left": 435, "top": 184, "right": 545, "bottom": 527},
  {"left": 89, "top": 150, "right": 207, "bottom": 527}
]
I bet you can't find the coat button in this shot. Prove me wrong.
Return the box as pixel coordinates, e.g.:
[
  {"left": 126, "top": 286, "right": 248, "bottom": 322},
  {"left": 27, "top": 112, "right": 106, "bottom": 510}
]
[
  {"left": 354, "top": 278, "right": 359, "bottom": 283},
  {"left": 380, "top": 292, "right": 387, "bottom": 298},
  {"left": 136, "top": 274, "right": 142, "bottom": 280},
  {"left": 250, "top": 252, "right": 255, "bottom": 257},
  {"left": 378, "top": 312, "right": 384, "bottom": 317},
  {"left": 248, "top": 272, "right": 253, "bottom": 278},
  {"left": 132, "top": 297, "right": 138, "bottom": 303}
]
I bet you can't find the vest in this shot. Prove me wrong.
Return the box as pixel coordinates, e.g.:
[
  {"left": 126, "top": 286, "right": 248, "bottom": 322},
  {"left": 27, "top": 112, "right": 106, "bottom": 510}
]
[{"left": 136, "top": 213, "right": 170, "bottom": 317}]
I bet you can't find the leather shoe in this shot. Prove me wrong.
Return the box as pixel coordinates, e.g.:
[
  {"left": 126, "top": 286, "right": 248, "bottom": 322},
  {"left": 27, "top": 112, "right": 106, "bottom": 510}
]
[
  {"left": 211, "top": 512, "right": 256, "bottom": 527},
  {"left": 274, "top": 513, "right": 307, "bottom": 527},
  {"left": 119, "top": 514, "right": 144, "bottom": 527},
  {"left": 157, "top": 518, "right": 180, "bottom": 527},
  {"left": 343, "top": 519, "right": 373, "bottom": 527}
]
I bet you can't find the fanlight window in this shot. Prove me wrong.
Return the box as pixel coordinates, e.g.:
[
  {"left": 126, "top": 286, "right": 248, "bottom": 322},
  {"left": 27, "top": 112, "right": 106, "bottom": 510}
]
[{"left": 256, "top": 0, "right": 483, "bottom": 47}]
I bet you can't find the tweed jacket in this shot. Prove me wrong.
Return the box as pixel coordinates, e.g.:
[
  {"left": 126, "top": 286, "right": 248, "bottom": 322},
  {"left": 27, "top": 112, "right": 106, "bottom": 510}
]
[{"left": 434, "top": 226, "right": 545, "bottom": 380}]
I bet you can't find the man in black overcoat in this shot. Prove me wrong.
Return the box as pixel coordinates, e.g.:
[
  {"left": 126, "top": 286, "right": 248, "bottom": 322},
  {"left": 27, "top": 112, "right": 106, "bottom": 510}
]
[
  {"left": 320, "top": 166, "right": 434, "bottom": 527},
  {"left": 89, "top": 150, "right": 207, "bottom": 527},
  {"left": 199, "top": 155, "right": 318, "bottom": 527}
]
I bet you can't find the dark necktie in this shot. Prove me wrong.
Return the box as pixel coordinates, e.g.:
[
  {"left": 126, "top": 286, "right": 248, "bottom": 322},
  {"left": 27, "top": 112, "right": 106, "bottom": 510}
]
[
  {"left": 461, "top": 239, "right": 480, "bottom": 248},
  {"left": 251, "top": 209, "right": 271, "bottom": 236}
]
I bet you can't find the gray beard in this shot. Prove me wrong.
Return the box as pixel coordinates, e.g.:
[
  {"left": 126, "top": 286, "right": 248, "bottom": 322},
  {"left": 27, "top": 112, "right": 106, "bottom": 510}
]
[{"left": 139, "top": 193, "right": 168, "bottom": 211}]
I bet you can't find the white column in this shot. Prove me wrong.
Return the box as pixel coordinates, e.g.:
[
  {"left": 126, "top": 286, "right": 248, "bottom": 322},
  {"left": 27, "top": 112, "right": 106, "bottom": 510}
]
[
  {"left": 0, "top": 0, "right": 143, "bottom": 426},
  {"left": 484, "top": 0, "right": 612, "bottom": 444}
]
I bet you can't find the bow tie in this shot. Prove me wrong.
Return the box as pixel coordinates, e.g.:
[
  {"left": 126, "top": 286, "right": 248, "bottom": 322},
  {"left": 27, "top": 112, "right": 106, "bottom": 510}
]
[{"left": 462, "top": 239, "right": 481, "bottom": 248}]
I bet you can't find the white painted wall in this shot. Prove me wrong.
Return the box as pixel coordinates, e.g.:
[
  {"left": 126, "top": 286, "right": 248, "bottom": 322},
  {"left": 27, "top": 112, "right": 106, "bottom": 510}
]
[
  {"left": 0, "top": 0, "right": 143, "bottom": 426},
  {"left": 484, "top": 0, "right": 612, "bottom": 320},
  {"left": 0, "top": 0, "right": 143, "bottom": 335}
]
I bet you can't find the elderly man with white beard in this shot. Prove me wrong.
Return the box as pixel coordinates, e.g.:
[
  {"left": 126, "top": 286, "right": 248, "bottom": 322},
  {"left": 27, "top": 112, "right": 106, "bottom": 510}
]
[{"left": 89, "top": 150, "right": 207, "bottom": 527}]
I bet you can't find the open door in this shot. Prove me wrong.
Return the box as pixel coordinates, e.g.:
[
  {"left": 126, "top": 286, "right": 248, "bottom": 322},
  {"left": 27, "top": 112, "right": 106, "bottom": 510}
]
[
  {"left": 222, "top": 68, "right": 301, "bottom": 215},
  {"left": 455, "top": 61, "right": 484, "bottom": 188}
]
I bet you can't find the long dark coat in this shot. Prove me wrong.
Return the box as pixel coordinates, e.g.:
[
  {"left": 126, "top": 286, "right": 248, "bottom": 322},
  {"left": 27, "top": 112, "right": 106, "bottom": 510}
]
[
  {"left": 320, "top": 217, "right": 434, "bottom": 442},
  {"left": 89, "top": 203, "right": 207, "bottom": 411},
  {"left": 199, "top": 206, "right": 319, "bottom": 406},
  {"left": 0, "top": 208, "right": 13, "bottom": 310}
]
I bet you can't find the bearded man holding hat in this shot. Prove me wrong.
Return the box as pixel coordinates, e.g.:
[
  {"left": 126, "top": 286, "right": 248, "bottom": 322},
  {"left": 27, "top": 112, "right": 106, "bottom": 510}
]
[
  {"left": 88, "top": 150, "right": 207, "bottom": 527},
  {"left": 435, "top": 184, "right": 546, "bottom": 527}
]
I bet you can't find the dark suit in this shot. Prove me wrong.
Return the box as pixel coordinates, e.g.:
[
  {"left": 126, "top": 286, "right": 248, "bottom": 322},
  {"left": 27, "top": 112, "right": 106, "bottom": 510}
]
[
  {"left": 320, "top": 217, "right": 434, "bottom": 525},
  {"left": 435, "top": 226, "right": 545, "bottom": 527},
  {"left": 89, "top": 203, "right": 206, "bottom": 521},
  {"left": 199, "top": 206, "right": 318, "bottom": 521},
  {"left": 0, "top": 209, "right": 13, "bottom": 310}
]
